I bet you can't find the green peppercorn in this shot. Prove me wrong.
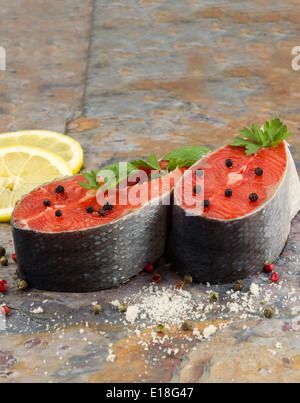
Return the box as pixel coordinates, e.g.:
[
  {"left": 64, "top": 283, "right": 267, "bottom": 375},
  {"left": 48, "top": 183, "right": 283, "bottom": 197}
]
[
  {"left": 181, "top": 320, "right": 193, "bottom": 331},
  {"left": 209, "top": 291, "right": 219, "bottom": 302},
  {"left": 156, "top": 324, "right": 166, "bottom": 333},
  {"left": 0, "top": 256, "right": 8, "bottom": 266},
  {"left": 184, "top": 275, "right": 193, "bottom": 285},
  {"left": 233, "top": 280, "right": 244, "bottom": 292},
  {"left": 264, "top": 307, "right": 275, "bottom": 319},
  {"left": 118, "top": 303, "right": 127, "bottom": 313},
  {"left": 0, "top": 247, "right": 6, "bottom": 258},
  {"left": 93, "top": 305, "right": 102, "bottom": 315},
  {"left": 18, "top": 280, "right": 28, "bottom": 291}
]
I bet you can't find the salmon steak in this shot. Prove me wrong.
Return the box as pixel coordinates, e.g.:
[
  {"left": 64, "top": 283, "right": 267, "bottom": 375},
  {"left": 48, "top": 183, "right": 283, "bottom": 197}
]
[
  {"left": 11, "top": 162, "right": 187, "bottom": 292},
  {"left": 168, "top": 141, "right": 300, "bottom": 283}
]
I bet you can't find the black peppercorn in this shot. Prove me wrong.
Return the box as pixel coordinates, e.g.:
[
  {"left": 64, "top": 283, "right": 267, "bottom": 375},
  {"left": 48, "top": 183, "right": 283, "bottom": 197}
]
[
  {"left": 226, "top": 159, "right": 233, "bottom": 168},
  {"left": 55, "top": 185, "right": 65, "bottom": 194},
  {"left": 103, "top": 202, "right": 114, "bottom": 211},
  {"left": 249, "top": 193, "right": 259, "bottom": 202},
  {"left": 43, "top": 199, "right": 51, "bottom": 207},
  {"left": 193, "top": 185, "right": 202, "bottom": 195},
  {"left": 255, "top": 168, "right": 263, "bottom": 176},
  {"left": 196, "top": 169, "right": 204, "bottom": 177},
  {"left": 203, "top": 199, "right": 210, "bottom": 208},
  {"left": 55, "top": 210, "right": 63, "bottom": 217},
  {"left": 98, "top": 209, "right": 106, "bottom": 217},
  {"left": 225, "top": 189, "right": 233, "bottom": 197},
  {"left": 86, "top": 206, "right": 94, "bottom": 214}
]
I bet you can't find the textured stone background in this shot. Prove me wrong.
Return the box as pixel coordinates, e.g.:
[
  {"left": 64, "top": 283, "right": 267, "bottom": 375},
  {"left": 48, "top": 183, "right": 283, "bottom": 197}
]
[{"left": 0, "top": 0, "right": 300, "bottom": 383}]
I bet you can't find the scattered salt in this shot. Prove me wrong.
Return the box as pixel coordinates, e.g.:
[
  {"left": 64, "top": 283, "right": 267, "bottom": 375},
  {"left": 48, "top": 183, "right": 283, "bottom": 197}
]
[{"left": 125, "top": 305, "right": 139, "bottom": 324}]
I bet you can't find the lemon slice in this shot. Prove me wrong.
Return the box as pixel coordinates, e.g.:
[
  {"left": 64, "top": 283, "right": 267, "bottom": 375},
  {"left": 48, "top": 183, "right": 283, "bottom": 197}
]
[
  {"left": 0, "top": 130, "right": 83, "bottom": 174},
  {"left": 0, "top": 145, "right": 73, "bottom": 222}
]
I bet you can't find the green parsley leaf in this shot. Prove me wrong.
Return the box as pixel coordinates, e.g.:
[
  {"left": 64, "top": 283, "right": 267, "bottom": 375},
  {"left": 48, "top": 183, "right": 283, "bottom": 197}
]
[
  {"left": 131, "top": 154, "right": 164, "bottom": 173},
  {"left": 78, "top": 162, "right": 138, "bottom": 190},
  {"left": 82, "top": 171, "right": 99, "bottom": 188},
  {"left": 78, "top": 170, "right": 102, "bottom": 190},
  {"left": 165, "top": 158, "right": 180, "bottom": 172},
  {"left": 163, "top": 146, "right": 211, "bottom": 166},
  {"left": 230, "top": 119, "right": 292, "bottom": 155},
  {"left": 149, "top": 171, "right": 167, "bottom": 181},
  {"left": 77, "top": 181, "right": 95, "bottom": 190}
]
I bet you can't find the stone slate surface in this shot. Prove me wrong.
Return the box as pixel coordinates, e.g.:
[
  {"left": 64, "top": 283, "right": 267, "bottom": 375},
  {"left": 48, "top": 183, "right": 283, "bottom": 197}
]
[{"left": 0, "top": 0, "right": 300, "bottom": 383}]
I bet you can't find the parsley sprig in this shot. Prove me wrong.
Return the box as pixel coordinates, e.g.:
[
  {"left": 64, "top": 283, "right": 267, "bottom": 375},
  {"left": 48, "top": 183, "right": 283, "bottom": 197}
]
[
  {"left": 163, "top": 146, "right": 211, "bottom": 169},
  {"left": 230, "top": 118, "right": 292, "bottom": 155},
  {"left": 131, "top": 146, "right": 211, "bottom": 173},
  {"left": 78, "top": 146, "right": 211, "bottom": 190}
]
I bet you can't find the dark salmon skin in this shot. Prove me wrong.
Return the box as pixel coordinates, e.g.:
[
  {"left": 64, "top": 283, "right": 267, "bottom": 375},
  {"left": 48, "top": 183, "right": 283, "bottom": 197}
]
[
  {"left": 12, "top": 169, "right": 184, "bottom": 292},
  {"left": 167, "top": 142, "right": 300, "bottom": 284}
]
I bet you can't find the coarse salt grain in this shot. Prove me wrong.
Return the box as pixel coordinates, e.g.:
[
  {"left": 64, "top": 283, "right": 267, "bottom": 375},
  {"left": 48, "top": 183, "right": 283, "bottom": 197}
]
[
  {"left": 106, "top": 349, "right": 116, "bottom": 363},
  {"left": 111, "top": 299, "right": 121, "bottom": 308},
  {"left": 203, "top": 325, "right": 217, "bottom": 339},
  {"left": 30, "top": 307, "right": 44, "bottom": 314},
  {"left": 250, "top": 283, "right": 260, "bottom": 297}
]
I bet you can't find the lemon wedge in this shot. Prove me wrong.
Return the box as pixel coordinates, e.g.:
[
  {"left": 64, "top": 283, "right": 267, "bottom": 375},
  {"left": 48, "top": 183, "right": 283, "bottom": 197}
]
[
  {"left": 0, "top": 145, "right": 73, "bottom": 222},
  {"left": 0, "top": 130, "right": 83, "bottom": 174}
]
